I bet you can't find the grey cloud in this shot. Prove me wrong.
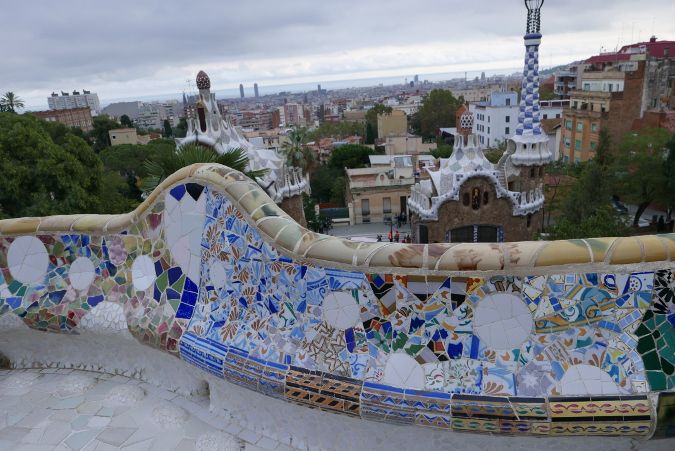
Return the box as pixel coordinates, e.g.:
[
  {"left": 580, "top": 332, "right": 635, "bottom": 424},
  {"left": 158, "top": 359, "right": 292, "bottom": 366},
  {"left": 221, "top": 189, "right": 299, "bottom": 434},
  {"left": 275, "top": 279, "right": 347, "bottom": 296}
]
[{"left": 2, "top": 0, "right": 673, "bottom": 106}]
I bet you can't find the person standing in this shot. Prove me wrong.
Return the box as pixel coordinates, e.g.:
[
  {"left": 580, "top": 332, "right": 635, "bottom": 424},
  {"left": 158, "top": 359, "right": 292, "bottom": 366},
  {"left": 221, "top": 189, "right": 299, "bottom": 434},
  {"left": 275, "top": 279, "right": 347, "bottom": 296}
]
[
  {"left": 388, "top": 231, "right": 393, "bottom": 242},
  {"left": 395, "top": 231, "right": 400, "bottom": 242}
]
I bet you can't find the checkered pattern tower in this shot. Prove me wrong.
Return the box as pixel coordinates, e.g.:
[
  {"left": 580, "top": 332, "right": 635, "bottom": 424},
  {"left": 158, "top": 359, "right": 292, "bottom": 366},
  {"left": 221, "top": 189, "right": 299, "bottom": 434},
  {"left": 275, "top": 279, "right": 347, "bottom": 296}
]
[{"left": 507, "top": 0, "right": 552, "bottom": 167}]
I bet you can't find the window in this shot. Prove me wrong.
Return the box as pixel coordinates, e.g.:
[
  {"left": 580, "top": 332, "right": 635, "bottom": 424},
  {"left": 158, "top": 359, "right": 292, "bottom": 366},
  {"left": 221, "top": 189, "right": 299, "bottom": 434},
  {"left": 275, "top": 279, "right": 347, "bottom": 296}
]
[
  {"left": 383, "top": 197, "right": 391, "bottom": 214},
  {"left": 505, "top": 116, "right": 510, "bottom": 123},
  {"left": 575, "top": 139, "right": 582, "bottom": 150},
  {"left": 608, "top": 84, "right": 613, "bottom": 92},
  {"left": 543, "top": 114, "right": 548, "bottom": 120},
  {"left": 576, "top": 122, "right": 583, "bottom": 132},
  {"left": 556, "top": 114, "right": 561, "bottom": 118},
  {"left": 505, "top": 127, "right": 510, "bottom": 134},
  {"left": 506, "top": 98, "right": 511, "bottom": 106},
  {"left": 583, "top": 83, "right": 590, "bottom": 91},
  {"left": 361, "top": 199, "right": 370, "bottom": 216},
  {"left": 488, "top": 116, "right": 490, "bottom": 123},
  {"left": 590, "top": 142, "right": 597, "bottom": 151},
  {"left": 591, "top": 123, "right": 598, "bottom": 133},
  {"left": 471, "top": 188, "right": 481, "bottom": 210},
  {"left": 539, "top": 167, "right": 544, "bottom": 177},
  {"left": 462, "top": 193, "right": 470, "bottom": 206},
  {"left": 483, "top": 191, "right": 489, "bottom": 205},
  {"left": 487, "top": 127, "right": 490, "bottom": 134},
  {"left": 526, "top": 214, "right": 532, "bottom": 228},
  {"left": 565, "top": 120, "right": 572, "bottom": 130},
  {"left": 564, "top": 137, "right": 571, "bottom": 148},
  {"left": 530, "top": 167, "right": 535, "bottom": 178}
]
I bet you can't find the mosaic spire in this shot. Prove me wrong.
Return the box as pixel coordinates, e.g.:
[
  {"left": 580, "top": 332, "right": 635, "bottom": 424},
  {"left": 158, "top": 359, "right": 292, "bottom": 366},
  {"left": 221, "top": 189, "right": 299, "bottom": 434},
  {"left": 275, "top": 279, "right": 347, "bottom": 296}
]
[{"left": 516, "top": 0, "right": 545, "bottom": 137}]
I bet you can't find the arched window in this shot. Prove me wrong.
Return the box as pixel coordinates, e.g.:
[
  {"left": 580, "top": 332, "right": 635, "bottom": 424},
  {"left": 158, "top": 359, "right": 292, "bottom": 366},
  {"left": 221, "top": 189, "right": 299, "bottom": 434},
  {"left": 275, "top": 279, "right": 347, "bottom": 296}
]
[
  {"left": 483, "top": 191, "right": 489, "bottom": 205},
  {"left": 539, "top": 167, "right": 544, "bottom": 177},
  {"left": 529, "top": 167, "right": 535, "bottom": 178},
  {"left": 197, "top": 103, "right": 207, "bottom": 132},
  {"left": 527, "top": 214, "right": 532, "bottom": 228},
  {"left": 471, "top": 188, "right": 481, "bottom": 210},
  {"left": 463, "top": 193, "right": 470, "bottom": 206}
]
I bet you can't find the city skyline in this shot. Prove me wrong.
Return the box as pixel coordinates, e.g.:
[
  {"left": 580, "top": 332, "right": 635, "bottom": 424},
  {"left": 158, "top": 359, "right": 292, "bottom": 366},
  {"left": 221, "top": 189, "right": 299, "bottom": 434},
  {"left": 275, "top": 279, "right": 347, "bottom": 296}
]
[{"left": 3, "top": 0, "right": 673, "bottom": 108}]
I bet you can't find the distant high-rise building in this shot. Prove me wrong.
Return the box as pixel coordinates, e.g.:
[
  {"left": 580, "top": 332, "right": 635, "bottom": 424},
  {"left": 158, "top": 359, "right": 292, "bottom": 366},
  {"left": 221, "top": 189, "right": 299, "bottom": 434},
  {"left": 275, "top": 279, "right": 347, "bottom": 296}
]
[
  {"left": 481, "top": 72, "right": 486, "bottom": 81},
  {"left": 414, "top": 74, "right": 419, "bottom": 84},
  {"left": 239, "top": 84, "right": 245, "bottom": 98},
  {"left": 47, "top": 90, "right": 100, "bottom": 115},
  {"left": 254, "top": 83, "right": 259, "bottom": 98},
  {"left": 317, "top": 84, "right": 322, "bottom": 93}
]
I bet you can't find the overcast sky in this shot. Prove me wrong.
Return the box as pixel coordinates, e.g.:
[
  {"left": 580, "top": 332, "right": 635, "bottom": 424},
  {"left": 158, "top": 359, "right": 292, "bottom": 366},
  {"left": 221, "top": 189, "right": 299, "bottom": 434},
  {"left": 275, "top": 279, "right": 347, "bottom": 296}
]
[{"left": 3, "top": 0, "right": 673, "bottom": 109}]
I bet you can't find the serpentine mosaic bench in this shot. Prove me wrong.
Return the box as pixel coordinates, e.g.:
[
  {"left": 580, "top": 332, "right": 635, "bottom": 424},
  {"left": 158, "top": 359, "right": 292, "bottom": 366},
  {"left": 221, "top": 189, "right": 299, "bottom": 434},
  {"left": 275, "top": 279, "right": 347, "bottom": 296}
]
[{"left": 0, "top": 164, "right": 673, "bottom": 439}]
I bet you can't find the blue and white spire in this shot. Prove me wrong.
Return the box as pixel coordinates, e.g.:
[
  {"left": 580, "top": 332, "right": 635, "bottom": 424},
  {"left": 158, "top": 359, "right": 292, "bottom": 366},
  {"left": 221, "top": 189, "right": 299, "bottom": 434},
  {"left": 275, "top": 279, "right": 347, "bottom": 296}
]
[{"left": 508, "top": 0, "right": 552, "bottom": 166}]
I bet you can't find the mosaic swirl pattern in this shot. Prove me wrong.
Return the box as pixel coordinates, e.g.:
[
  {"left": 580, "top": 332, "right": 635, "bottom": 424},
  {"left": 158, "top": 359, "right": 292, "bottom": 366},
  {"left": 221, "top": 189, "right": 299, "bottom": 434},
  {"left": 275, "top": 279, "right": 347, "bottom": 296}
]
[{"left": 0, "top": 167, "right": 674, "bottom": 439}]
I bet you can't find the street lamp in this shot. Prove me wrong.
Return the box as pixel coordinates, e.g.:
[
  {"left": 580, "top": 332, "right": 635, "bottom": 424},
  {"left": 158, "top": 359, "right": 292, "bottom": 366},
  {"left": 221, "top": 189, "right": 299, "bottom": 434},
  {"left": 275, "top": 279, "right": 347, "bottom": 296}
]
[{"left": 524, "top": 0, "right": 544, "bottom": 34}]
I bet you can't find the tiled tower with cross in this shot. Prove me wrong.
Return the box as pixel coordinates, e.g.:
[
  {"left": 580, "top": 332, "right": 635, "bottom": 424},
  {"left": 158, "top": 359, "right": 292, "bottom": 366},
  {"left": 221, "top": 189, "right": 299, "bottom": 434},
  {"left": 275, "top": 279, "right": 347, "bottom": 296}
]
[
  {"left": 505, "top": 0, "right": 552, "bottom": 166},
  {"left": 407, "top": 1, "right": 551, "bottom": 243}
]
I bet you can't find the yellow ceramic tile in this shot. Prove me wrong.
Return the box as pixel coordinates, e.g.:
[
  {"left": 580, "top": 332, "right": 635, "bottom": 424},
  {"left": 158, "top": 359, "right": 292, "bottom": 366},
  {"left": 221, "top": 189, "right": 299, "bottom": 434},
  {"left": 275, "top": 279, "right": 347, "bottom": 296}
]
[
  {"left": 535, "top": 240, "right": 592, "bottom": 267},
  {"left": 368, "top": 244, "right": 423, "bottom": 268},
  {"left": 224, "top": 181, "right": 260, "bottom": 203},
  {"left": 257, "top": 217, "right": 291, "bottom": 240},
  {"left": 0, "top": 217, "right": 42, "bottom": 235},
  {"left": 353, "top": 242, "right": 388, "bottom": 266},
  {"left": 275, "top": 223, "right": 305, "bottom": 252},
  {"left": 294, "top": 231, "right": 326, "bottom": 256},
  {"left": 436, "top": 243, "right": 503, "bottom": 271},
  {"left": 251, "top": 202, "right": 283, "bottom": 222},
  {"left": 72, "top": 215, "right": 118, "bottom": 233},
  {"left": 239, "top": 190, "right": 273, "bottom": 215},
  {"left": 103, "top": 213, "right": 136, "bottom": 234},
  {"left": 305, "top": 238, "right": 359, "bottom": 265},
  {"left": 35, "top": 215, "right": 85, "bottom": 232},
  {"left": 609, "top": 237, "right": 642, "bottom": 265},
  {"left": 503, "top": 241, "right": 546, "bottom": 268},
  {"left": 584, "top": 237, "right": 617, "bottom": 262},
  {"left": 638, "top": 235, "right": 668, "bottom": 262},
  {"left": 657, "top": 234, "right": 675, "bottom": 261}
]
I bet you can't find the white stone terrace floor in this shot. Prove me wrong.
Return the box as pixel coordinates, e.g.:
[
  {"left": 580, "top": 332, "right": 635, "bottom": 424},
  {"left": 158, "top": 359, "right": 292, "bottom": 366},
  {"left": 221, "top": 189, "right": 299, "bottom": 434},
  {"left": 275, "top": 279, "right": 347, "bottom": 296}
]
[{"left": 0, "top": 369, "right": 674, "bottom": 451}]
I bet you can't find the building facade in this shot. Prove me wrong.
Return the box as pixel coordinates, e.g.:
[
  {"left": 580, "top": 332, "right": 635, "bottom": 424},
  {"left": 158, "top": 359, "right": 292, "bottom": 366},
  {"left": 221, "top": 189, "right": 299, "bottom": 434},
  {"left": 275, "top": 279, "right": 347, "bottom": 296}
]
[
  {"left": 408, "top": 1, "right": 551, "bottom": 243},
  {"left": 32, "top": 107, "right": 94, "bottom": 132},
  {"left": 560, "top": 37, "right": 674, "bottom": 162},
  {"left": 376, "top": 110, "right": 407, "bottom": 139},
  {"left": 48, "top": 90, "right": 100, "bottom": 115},
  {"left": 346, "top": 155, "right": 415, "bottom": 225},
  {"left": 470, "top": 92, "right": 566, "bottom": 148}
]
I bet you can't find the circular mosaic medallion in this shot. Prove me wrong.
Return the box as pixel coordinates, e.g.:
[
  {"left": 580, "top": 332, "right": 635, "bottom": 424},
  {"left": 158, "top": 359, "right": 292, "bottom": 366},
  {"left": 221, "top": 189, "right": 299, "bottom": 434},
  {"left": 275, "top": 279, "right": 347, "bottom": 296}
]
[
  {"left": 69, "top": 257, "right": 96, "bottom": 291},
  {"left": 473, "top": 293, "right": 533, "bottom": 350},
  {"left": 132, "top": 255, "right": 156, "bottom": 291},
  {"left": 8, "top": 236, "right": 49, "bottom": 284},
  {"left": 382, "top": 353, "right": 425, "bottom": 389},
  {"left": 559, "top": 364, "right": 620, "bottom": 395},
  {"left": 322, "top": 291, "right": 361, "bottom": 330}
]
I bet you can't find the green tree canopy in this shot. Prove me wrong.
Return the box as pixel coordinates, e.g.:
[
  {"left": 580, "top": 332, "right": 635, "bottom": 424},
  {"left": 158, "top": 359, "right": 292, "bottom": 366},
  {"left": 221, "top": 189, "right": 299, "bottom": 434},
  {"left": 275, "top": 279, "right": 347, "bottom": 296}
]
[
  {"left": 0, "top": 92, "right": 25, "bottom": 113},
  {"left": 306, "top": 121, "right": 365, "bottom": 142},
  {"left": 328, "top": 144, "right": 381, "bottom": 169},
  {"left": 431, "top": 144, "right": 453, "bottom": 159},
  {"left": 174, "top": 117, "right": 188, "bottom": 138},
  {"left": 119, "top": 114, "right": 134, "bottom": 128},
  {"left": 0, "top": 112, "right": 105, "bottom": 218},
  {"left": 410, "top": 89, "right": 464, "bottom": 139},
  {"left": 163, "top": 119, "right": 173, "bottom": 138},
  {"left": 614, "top": 128, "right": 672, "bottom": 226},
  {"left": 88, "top": 115, "right": 122, "bottom": 152}
]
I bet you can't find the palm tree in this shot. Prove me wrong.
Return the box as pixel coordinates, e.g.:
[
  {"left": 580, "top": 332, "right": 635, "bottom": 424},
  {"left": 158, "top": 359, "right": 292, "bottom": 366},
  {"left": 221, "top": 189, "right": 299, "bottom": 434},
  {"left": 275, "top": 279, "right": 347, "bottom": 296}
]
[
  {"left": 281, "top": 127, "right": 316, "bottom": 175},
  {"left": 0, "top": 92, "right": 25, "bottom": 113},
  {"left": 142, "top": 143, "right": 267, "bottom": 195}
]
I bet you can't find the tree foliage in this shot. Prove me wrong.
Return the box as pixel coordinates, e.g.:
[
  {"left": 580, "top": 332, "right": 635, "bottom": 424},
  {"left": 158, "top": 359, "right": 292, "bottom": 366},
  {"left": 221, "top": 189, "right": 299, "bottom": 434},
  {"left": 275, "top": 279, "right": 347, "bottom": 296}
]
[
  {"left": 410, "top": 89, "right": 464, "bottom": 139},
  {"left": 119, "top": 114, "right": 134, "bottom": 128},
  {"left": 174, "top": 117, "right": 188, "bottom": 138},
  {"left": 306, "top": 121, "right": 365, "bottom": 142},
  {"left": 328, "top": 144, "right": 381, "bottom": 169},
  {"left": 281, "top": 127, "right": 315, "bottom": 174},
  {"left": 310, "top": 165, "right": 342, "bottom": 204},
  {"left": 0, "top": 112, "right": 105, "bottom": 218},
  {"left": 614, "top": 128, "right": 671, "bottom": 226},
  {"left": 88, "top": 115, "right": 121, "bottom": 152},
  {"left": 142, "top": 143, "right": 266, "bottom": 195},
  {"left": 0, "top": 92, "right": 24, "bottom": 113},
  {"left": 163, "top": 119, "right": 173, "bottom": 138},
  {"left": 547, "top": 206, "right": 630, "bottom": 240},
  {"left": 431, "top": 144, "right": 453, "bottom": 159}
]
